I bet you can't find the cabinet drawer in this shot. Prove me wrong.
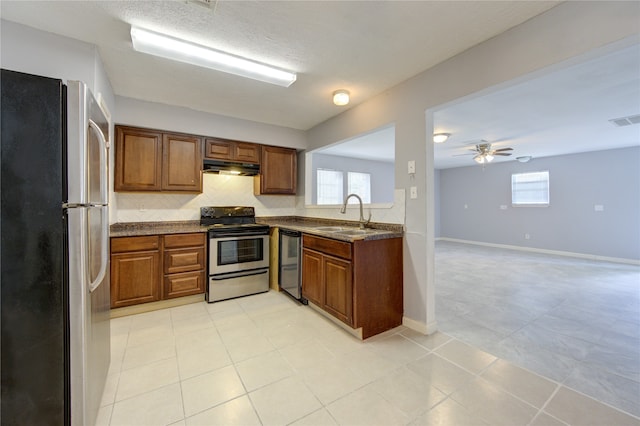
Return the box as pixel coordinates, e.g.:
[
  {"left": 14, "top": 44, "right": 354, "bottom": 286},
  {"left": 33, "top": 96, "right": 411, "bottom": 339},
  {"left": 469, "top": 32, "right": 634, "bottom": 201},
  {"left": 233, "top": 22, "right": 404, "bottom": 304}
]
[
  {"left": 303, "top": 234, "right": 352, "bottom": 260},
  {"left": 111, "top": 235, "right": 160, "bottom": 253},
  {"left": 164, "top": 247, "right": 205, "bottom": 274},
  {"left": 163, "top": 233, "right": 205, "bottom": 249},
  {"left": 164, "top": 271, "right": 205, "bottom": 299}
]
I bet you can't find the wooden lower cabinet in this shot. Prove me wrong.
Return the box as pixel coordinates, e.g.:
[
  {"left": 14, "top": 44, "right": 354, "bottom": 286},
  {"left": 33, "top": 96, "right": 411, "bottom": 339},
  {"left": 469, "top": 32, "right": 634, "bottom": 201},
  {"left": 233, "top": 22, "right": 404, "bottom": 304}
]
[
  {"left": 322, "top": 255, "right": 353, "bottom": 326},
  {"left": 110, "top": 236, "right": 161, "bottom": 308},
  {"left": 301, "top": 249, "right": 323, "bottom": 307},
  {"left": 302, "top": 234, "right": 402, "bottom": 339},
  {"left": 110, "top": 232, "right": 205, "bottom": 308}
]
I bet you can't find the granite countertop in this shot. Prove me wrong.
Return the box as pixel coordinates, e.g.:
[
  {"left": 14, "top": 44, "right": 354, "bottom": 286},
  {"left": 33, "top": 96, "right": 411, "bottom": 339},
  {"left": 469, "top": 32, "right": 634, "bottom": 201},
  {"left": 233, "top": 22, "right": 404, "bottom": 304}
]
[
  {"left": 110, "top": 217, "right": 404, "bottom": 242},
  {"left": 257, "top": 216, "right": 404, "bottom": 242},
  {"left": 110, "top": 221, "right": 209, "bottom": 237}
]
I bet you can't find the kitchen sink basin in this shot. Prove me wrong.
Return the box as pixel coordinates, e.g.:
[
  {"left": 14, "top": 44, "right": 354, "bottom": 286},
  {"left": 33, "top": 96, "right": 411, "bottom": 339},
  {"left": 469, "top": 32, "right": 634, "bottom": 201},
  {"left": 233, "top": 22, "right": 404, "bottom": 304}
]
[
  {"left": 335, "top": 229, "right": 377, "bottom": 235},
  {"left": 313, "top": 226, "right": 350, "bottom": 232}
]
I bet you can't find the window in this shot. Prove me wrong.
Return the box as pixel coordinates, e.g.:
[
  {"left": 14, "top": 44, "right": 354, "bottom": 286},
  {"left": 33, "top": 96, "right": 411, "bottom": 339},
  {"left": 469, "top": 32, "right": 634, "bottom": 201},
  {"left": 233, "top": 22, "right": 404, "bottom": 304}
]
[
  {"left": 512, "top": 171, "right": 550, "bottom": 206},
  {"left": 347, "top": 172, "right": 371, "bottom": 204},
  {"left": 317, "top": 169, "right": 343, "bottom": 204}
]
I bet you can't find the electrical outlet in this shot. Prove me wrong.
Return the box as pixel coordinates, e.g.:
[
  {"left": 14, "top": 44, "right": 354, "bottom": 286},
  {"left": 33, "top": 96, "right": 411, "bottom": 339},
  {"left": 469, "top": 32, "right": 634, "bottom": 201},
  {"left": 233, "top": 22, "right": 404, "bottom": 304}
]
[
  {"left": 464, "top": 204, "right": 468, "bottom": 209},
  {"left": 408, "top": 160, "right": 416, "bottom": 174},
  {"left": 594, "top": 204, "right": 604, "bottom": 212},
  {"left": 525, "top": 233, "right": 530, "bottom": 240},
  {"left": 410, "top": 186, "right": 418, "bottom": 199},
  {"left": 500, "top": 205, "right": 507, "bottom": 210}
]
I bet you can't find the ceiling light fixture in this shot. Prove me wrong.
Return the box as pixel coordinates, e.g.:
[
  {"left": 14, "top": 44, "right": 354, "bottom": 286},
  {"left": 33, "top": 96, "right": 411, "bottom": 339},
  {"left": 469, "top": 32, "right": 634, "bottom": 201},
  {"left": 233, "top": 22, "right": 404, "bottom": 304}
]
[
  {"left": 130, "top": 26, "right": 297, "bottom": 87},
  {"left": 333, "top": 90, "right": 350, "bottom": 106},
  {"left": 474, "top": 153, "right": 494, "bottom": 164},
  {"left": 516, "top": 156, "right": 532, "bottom": 163},
  {"left": 433, "top": 133, "right": 450, "bottom": 143}
]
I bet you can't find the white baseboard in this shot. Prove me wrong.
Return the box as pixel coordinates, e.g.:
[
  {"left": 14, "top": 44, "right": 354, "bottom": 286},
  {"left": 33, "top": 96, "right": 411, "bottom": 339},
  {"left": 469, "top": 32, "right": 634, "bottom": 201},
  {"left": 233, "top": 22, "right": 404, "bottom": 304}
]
[
  {"left": 403, "top": 316, "right": 438, "bottom": 335},
  {"left": 437, "top": 237, "right": 640, "bottom": 266}
]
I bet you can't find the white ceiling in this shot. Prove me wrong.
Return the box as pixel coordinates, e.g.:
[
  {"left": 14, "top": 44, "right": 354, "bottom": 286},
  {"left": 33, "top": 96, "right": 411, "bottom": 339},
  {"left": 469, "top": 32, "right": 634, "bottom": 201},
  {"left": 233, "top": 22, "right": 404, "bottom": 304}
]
[
  {"left": 0, "top": 0, "right": 559, "bottom": 131},
  {"left": 434, "top": 43, "right": 640, "bottom": 169},
  {"left": 2, "top": 1, "right": 638, "bottom": 170}
]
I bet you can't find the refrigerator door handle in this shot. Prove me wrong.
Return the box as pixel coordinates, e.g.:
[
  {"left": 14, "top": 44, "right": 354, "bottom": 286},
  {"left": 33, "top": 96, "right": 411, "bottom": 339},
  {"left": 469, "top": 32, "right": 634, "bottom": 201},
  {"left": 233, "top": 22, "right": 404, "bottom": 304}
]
[
  {"left": 88, "top": 206, "right": 109, "bottom": 293},
  {"left": 88, "top": 119, "right": 109, "bottom": 205}
]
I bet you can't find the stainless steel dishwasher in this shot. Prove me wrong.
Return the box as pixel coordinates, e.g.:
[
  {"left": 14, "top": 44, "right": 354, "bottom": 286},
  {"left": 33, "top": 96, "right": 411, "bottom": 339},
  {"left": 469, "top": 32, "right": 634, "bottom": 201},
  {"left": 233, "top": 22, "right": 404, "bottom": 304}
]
[{"left": 278, "top": 229, "right": 307, "bottom": 304}]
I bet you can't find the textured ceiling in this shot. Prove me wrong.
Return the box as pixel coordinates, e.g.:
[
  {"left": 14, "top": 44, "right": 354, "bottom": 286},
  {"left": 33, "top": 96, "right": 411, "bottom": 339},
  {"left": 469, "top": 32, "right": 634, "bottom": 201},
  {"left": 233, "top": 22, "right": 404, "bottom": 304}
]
[
  {"left": 0, "top": 0, "right": 560, "bottom": 130},
  {"left": 3, "top": 1, "right": 637, "bottom": 169}
]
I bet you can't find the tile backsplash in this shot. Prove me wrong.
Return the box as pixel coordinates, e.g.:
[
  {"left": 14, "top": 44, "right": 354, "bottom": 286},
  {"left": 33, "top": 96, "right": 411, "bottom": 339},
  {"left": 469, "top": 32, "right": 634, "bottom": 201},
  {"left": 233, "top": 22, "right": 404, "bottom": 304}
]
[
  {"left": 115, "top": 174, "right": 405, "bottom": 225},
  {"left": 115, "top": 174, "right": 296, "bottom": 222}
]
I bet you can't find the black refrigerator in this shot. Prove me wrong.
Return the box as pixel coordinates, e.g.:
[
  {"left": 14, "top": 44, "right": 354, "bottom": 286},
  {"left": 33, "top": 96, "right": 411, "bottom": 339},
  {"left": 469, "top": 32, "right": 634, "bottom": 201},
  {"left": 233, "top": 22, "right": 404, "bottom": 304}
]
[{"left": 1, "top": 69, "right": 111, "bottom": 425}]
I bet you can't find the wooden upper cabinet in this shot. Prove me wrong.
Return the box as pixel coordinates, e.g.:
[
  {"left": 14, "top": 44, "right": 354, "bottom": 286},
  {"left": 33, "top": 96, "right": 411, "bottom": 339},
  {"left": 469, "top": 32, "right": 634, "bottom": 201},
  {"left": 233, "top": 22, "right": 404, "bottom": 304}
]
[
  {"left": 204, "top": 138, "right": 260, "bottom": 164},
  {"left": 115, "top": 125, "right": 202, "bottom": 193},
  {"left": 162, "top": 133, "right": 202, "bottom": 192},
  {"left": 254, "top": 145, "right": 297, "bottom": 195},
  {"left": 115, "top": 126, "right": 162, "bottom": 191}
]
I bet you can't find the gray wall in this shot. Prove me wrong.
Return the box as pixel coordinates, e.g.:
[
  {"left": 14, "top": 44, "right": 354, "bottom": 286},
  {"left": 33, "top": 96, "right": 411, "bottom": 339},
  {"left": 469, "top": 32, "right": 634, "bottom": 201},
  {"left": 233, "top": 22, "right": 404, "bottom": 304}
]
[
  {"left": 439, "top": 147, "right": 640, "bottom": 260},
  {"left": 434, "top": 170, "right": 441, "bottom": 238},
  {"left": 310, "top": 154, "right": 395, "bottom": 204}
]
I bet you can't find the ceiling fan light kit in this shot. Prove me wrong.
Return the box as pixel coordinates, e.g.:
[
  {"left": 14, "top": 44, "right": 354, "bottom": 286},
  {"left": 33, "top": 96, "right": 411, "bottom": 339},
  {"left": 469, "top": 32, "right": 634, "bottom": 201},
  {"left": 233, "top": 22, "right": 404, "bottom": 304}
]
[
  {"left": 130, "top": 26, "right": 297, "bottom": 87},
  {"left": 465, "top": 142, "right": 513, "bottom": 165}
]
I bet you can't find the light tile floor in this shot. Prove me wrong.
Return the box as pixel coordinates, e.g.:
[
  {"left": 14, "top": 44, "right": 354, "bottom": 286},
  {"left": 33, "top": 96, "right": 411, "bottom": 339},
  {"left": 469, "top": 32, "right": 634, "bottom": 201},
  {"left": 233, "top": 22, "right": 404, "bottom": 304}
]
[
  {"left": 436, "top": 240, "right": 640, "bottom": 420},
  {"left": 99, "top": 287, "right": 639, "bottom": 425}
]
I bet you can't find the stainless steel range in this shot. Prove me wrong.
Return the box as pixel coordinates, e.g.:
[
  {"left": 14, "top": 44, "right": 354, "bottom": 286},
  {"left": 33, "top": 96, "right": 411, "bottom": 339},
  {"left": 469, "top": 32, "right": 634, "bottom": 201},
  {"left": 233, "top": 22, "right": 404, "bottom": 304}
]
[{"left": 200, "top": 207, "right": 270, "bottom": 302}]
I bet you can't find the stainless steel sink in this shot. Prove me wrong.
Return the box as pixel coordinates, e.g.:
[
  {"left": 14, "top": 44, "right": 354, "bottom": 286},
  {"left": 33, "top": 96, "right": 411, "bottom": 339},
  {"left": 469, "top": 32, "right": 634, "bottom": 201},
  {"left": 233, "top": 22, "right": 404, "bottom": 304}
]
[
  {"left": 313, "top": 226, "right": 350, "bottom": 232},
  {"left": 334, "top": 229, "right": 377, "bottom": 235}
]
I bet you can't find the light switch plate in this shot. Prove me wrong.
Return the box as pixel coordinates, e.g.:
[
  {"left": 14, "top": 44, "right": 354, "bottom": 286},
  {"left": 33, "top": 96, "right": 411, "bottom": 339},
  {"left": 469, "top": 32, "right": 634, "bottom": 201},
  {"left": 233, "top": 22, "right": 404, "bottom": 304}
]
[
  {"left": 410, "top": 186, "right": 418, "bottom": 199},
  {"left": 408, "top": 160, "right": 416, "bottom": 174}
]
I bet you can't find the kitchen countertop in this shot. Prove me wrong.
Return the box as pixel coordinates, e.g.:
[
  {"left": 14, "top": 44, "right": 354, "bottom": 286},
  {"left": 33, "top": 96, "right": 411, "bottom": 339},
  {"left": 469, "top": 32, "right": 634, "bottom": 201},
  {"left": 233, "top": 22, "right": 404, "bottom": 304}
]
[
  {"left": 110, "top": 217, "right": 403, "bottom": 242},
  {"left": 257, "top": 216, "right": 404, "bottom": 242},
  {"left": 110, "top": 221, "right": 208, "bottom": 237}
]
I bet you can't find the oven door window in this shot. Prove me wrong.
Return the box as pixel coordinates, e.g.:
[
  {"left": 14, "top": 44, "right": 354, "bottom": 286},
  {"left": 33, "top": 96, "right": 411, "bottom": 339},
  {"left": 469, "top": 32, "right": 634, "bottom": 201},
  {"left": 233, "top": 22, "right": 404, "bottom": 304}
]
[{"left": 218, "top": 238, "right": 264, "bottom": 266}]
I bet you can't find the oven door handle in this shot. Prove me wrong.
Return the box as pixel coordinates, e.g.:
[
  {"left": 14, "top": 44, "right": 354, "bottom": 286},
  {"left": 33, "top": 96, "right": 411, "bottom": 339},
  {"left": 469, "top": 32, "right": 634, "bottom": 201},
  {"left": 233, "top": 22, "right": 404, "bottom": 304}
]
[
  {"left": 209, "top": 230, "right": 269, "bottom": 238},
  {"left": 211, "top": 268, "right": 269, "bottom": 280}
]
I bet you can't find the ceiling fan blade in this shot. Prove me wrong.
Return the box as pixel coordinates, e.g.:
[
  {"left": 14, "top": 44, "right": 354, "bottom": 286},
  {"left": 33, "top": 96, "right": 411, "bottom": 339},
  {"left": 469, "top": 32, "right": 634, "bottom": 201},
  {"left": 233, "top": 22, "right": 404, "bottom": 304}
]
[
  {"left": 453, "top": 153, "right": 475, "bottom": 157},
  {"left": 493, "top": 147, "right": 513, "bottom": 152},
  {"left": 494, "top": 152, "right": 512, "bottom": 156}
]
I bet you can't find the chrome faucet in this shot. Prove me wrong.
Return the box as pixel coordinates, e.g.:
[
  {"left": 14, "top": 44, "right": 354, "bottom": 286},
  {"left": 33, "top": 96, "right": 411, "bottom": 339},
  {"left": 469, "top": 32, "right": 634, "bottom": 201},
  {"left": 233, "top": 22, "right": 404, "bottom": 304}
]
[{"left": 340, "top": 193, "right": 371, "bottom": 229}]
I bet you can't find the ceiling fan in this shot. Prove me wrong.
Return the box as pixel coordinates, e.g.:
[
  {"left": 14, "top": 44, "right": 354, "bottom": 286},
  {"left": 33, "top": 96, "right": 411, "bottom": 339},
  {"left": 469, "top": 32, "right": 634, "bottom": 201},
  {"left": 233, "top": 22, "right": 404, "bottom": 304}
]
[{"left": 455, "top": 141, "right": 513, "bottom": 164}]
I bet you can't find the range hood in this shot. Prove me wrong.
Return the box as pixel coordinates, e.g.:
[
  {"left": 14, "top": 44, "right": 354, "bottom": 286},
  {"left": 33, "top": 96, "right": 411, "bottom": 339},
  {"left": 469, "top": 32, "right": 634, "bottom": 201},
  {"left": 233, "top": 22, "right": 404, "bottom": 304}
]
[{"left": 203, "top": 159, "right": 260, "bottom": 176}]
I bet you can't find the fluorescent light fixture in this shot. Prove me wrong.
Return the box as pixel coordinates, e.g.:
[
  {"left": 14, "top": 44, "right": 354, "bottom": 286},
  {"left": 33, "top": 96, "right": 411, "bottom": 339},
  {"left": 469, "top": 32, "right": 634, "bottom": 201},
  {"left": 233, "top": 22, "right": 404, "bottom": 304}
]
[
  {"left": 130, "top": 26, "right": 297, "bottom": 87},
  {"left": 333, "top": 90, "right": 350, "bottom": 106},
  {"left": 433, "top": 133, "right": 450, "bottom": 143}
]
